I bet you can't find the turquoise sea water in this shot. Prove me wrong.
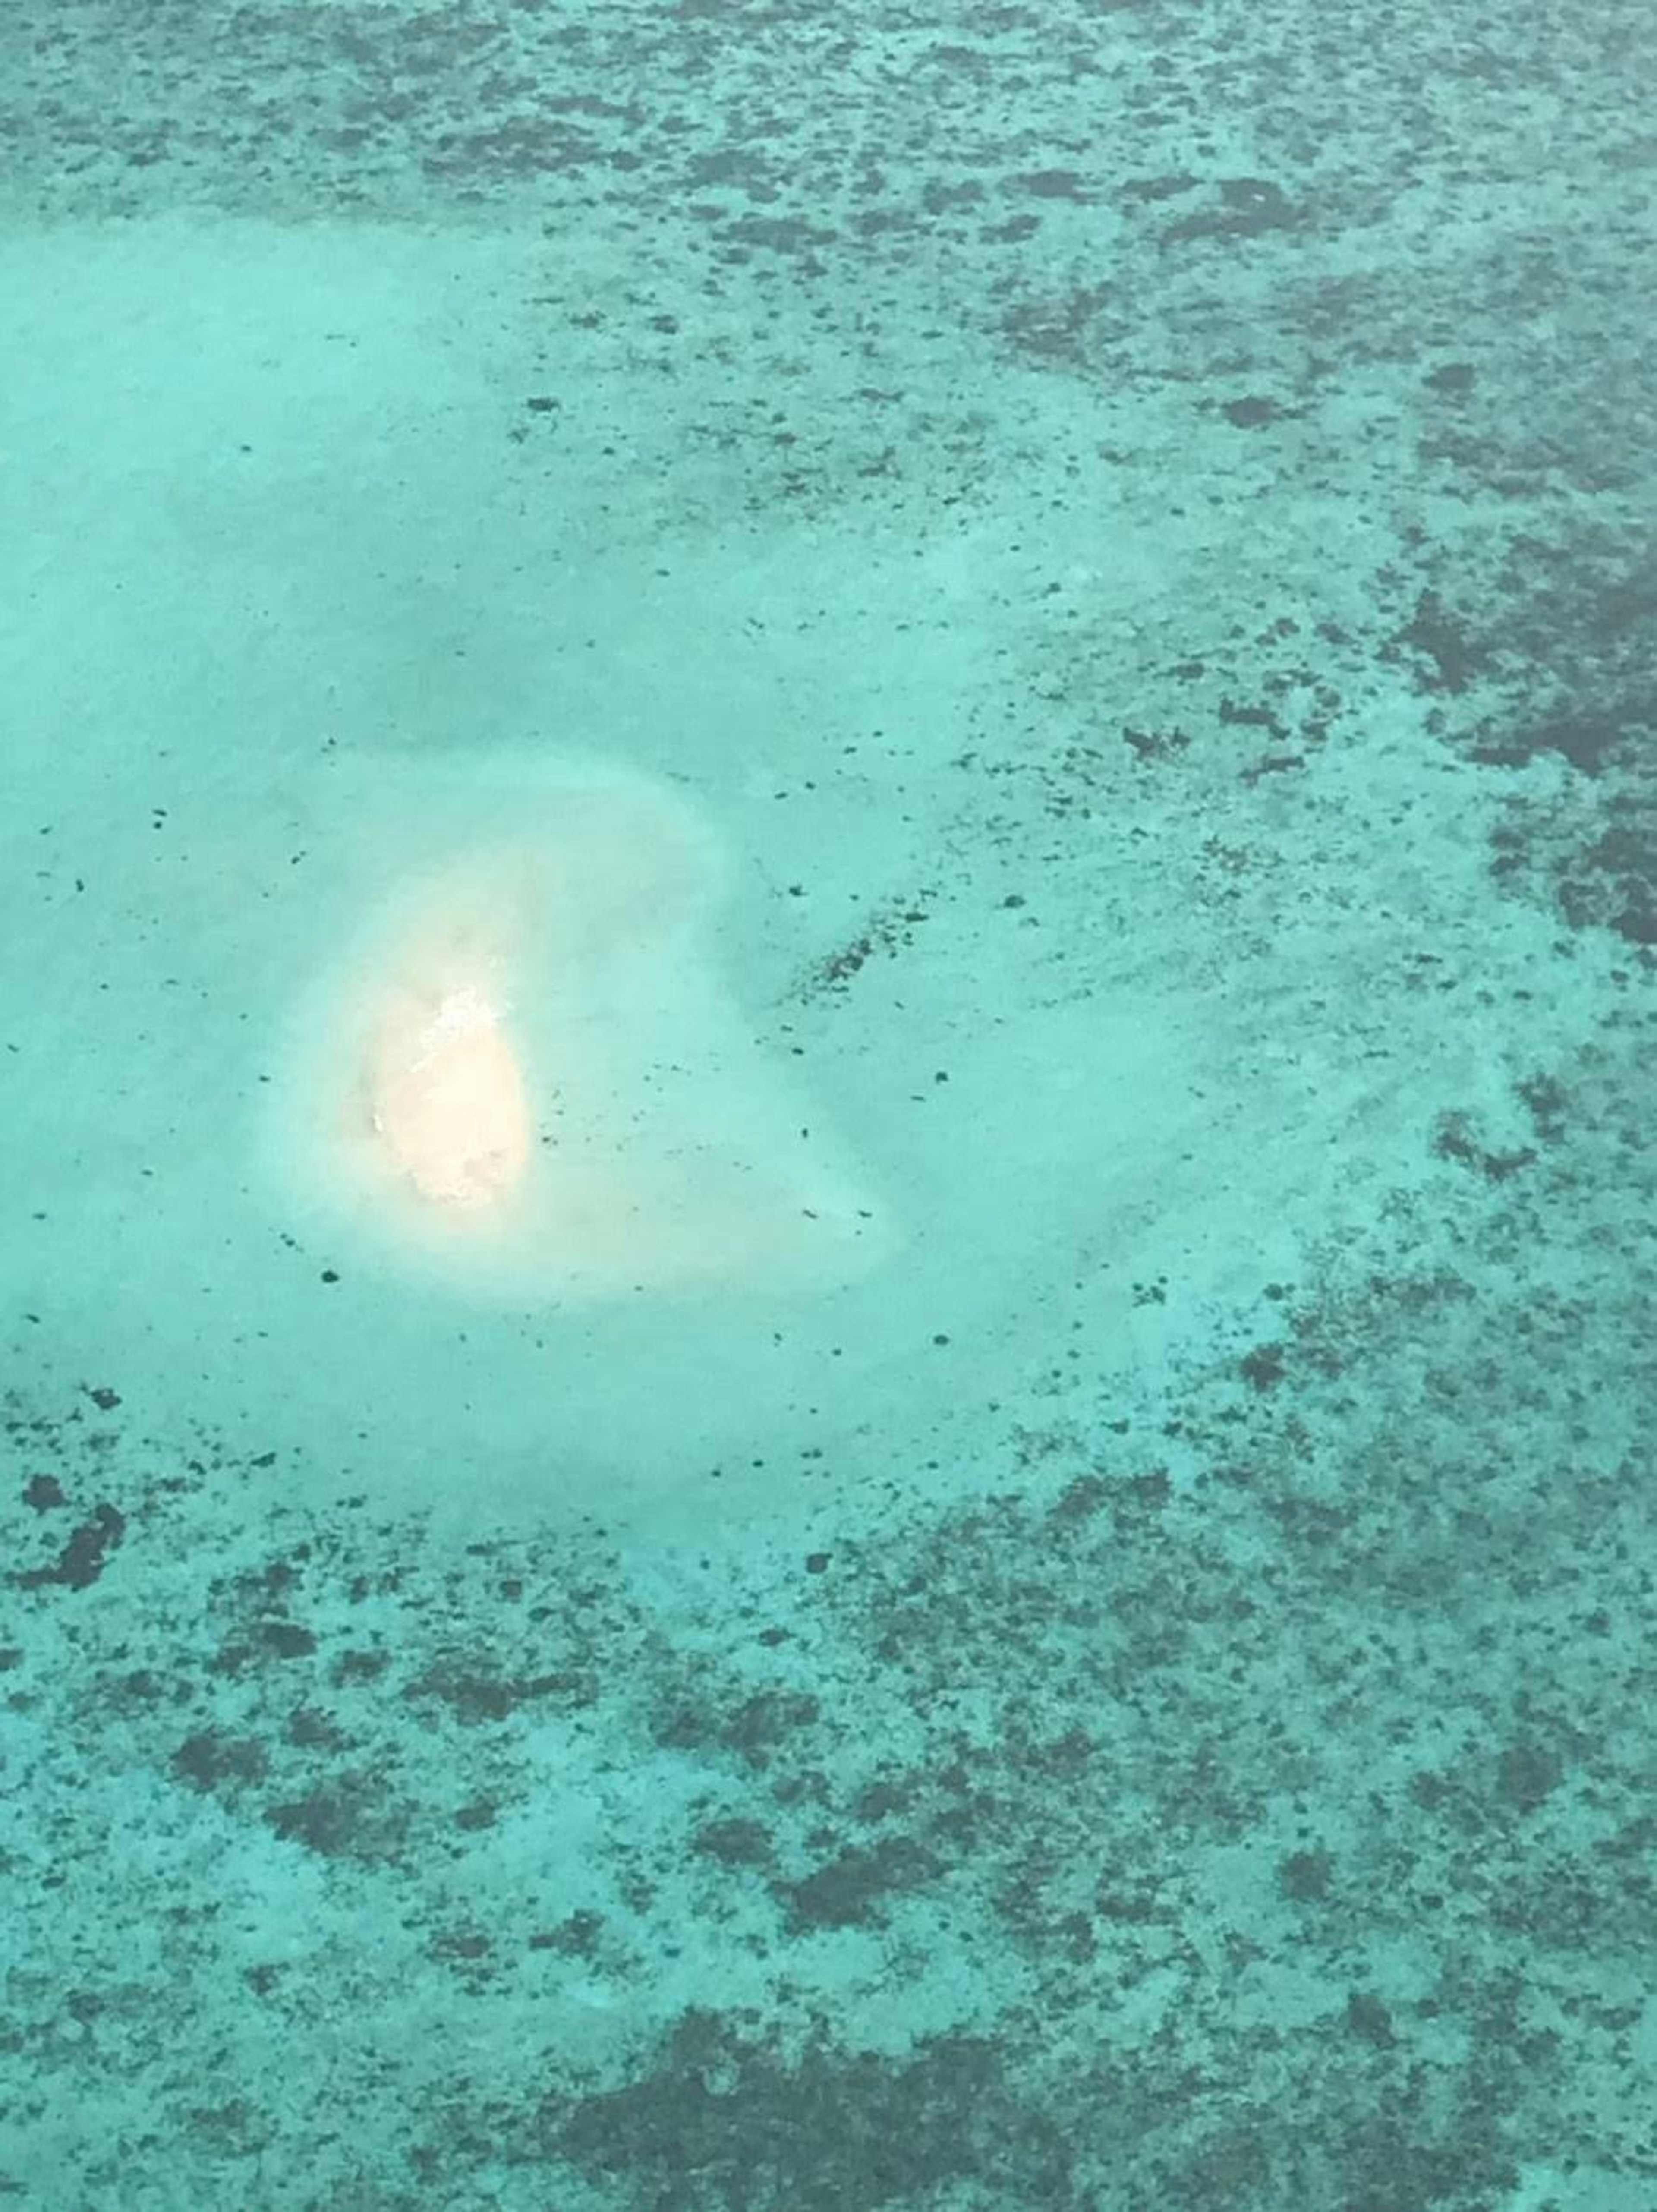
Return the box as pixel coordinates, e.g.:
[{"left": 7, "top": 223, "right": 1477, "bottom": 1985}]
[{"left": 2, "top": 3, "right": 1653, "bottom": 2205}]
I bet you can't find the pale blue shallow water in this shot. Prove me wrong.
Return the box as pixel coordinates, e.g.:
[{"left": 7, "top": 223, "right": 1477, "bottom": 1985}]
[{"left": 2, "top": 4, "right": 1654, "bottom": 2206}]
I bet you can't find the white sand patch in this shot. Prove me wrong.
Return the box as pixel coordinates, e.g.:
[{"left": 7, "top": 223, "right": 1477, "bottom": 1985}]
[{"left": 264, "top": 763, "right": 895, "bottom": 1308}]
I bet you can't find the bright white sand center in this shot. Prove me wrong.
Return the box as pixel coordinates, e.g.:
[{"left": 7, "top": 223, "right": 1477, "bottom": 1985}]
[{"left": 370, "top": 981, "right": 532, "bottom": 1210}]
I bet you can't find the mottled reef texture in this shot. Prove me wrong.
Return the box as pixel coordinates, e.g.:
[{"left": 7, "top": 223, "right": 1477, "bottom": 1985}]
[
  {"left": 8, "top": 0, "right": 1649, "bottom": 948},
  {"left": 6, "top": 1164, "right": 1655, "bottom": 2209},
  {"left": 3, "top": 0, "right": 1655, "bottom": 2206}
]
